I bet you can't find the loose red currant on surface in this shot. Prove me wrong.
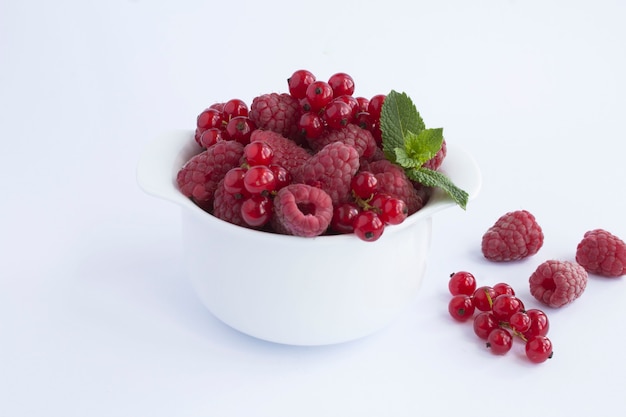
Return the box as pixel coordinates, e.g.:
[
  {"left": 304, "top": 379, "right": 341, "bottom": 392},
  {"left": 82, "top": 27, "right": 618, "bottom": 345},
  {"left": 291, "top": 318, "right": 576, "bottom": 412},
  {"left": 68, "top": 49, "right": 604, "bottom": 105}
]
[
  {"left": 241, "top": 195, "right": 273, "bottom": 227},
  {"left": 472, "top": 286, "right": 497, "bottom": 311},
  {"left": 243, "top": 165, "right": 276, "bottom": 195},
  {"left": 351, "top": 171, "right": 378, "bottom": 200},
  {"left": 199, "top": 128, "right": 223, "bottom": 148},
  {"left": 222, "top": 98, "right": 249, "bottom": 120},
  {"left": 448, "top": 271, "right": 477, "bottom": 296},
  {"left": 331, "top": 202, "right": 361, "bottom": 234},
  {"left": 509, "top": 311, "right": 532, "bottom": 334},
  {"left": 448, "top": 294, "right": 476, "bottom": 322},
  {"left": 486, "top": 328, "right": 513, "bottom": 355},
  {"left": 223, "top": 167, "right": 248, "bottom": 196},
  {"left": 473, "top": 311, "right": 499, "bottom": 340},
  {"left": 323, "top": 100, "right": 352, "bottom": 130},
  {"left": 525, "top": 335, "right": 553, "bottom": 363},
  {"left": 288, "top": 69, "right": 316, "bottom": 99},
  {"left": 493, "top": 282, "right": 515, "bottom": 297},
  {"left": 305, "top": 81, "right": 334, "bottom": 112},
  {"left": 491, "top": 294, "right": 524, "bottom": 322},
  {"left": 224, "top": 116, "right": 256, "bottom": 145},
  {"left": 197, "top": 108, "right": 224, "bottom": 130},
  {"left": 244, "top": 141, "right": 274, "bottom": 166},
  {"left": 523, "top": 309, "right": 550, "bottom": 339},
  {"left": 328, "top": 72, "right": 355, "bottom": 97},
  {"left": 298, "top": 112, "right": 325, "bottom": 139},
  {"left": 353, "top": 211, "right": 384, "bottom": 242}
]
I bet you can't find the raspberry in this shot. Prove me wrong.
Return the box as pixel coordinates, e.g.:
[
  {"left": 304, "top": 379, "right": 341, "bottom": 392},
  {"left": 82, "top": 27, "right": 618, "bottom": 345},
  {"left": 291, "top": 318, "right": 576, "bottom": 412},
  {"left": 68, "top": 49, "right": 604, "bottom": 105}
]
[
  {"left": 481, "top": 210, "right": 544, "bottom": 262},
  {"left": 575, "top": 229, "right": 626, "bottom": 277},
  {"left": 176, "top": 140, "right": 244, "bottom": 206},
  {"left": 272, "top": 183, "right": 333, "bottom": 237},
  {"left": 422, "top": 138, "right": 447, "bottom": 171},
  {"left": 248, "top": 93, "right": 301, "bottom": 140},
  {"left": 293, "top": 142, "right": 360, "bottom": 205},
  {"left": 249, "top": 129, "right": 311, "bottom": 176},
  {"left": 361, "top": 159, "right": 426, "bottom": 215},
  {"left": 212, "top": 179, "right": 247, "bottom": 227},
  {"left": 307, "top": 123, "right": 377, "bottom": 159},
  {"left": 529, "top": 260, "right": 588, "bottom": 308}
]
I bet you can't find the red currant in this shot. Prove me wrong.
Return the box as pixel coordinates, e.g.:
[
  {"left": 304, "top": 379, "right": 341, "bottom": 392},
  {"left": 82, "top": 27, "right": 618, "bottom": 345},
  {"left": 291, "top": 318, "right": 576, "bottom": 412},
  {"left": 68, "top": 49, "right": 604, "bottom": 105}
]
[
  {"left": 379, "top": 197, "right": 408, "bottom": 225},
  {"left": 367, "top": 94, "right": 386, "bottom": 122},
  {"left": 473, "top": 311, "right": 499, "bottom": 340},
  {"left": 328, "top": 72, "right": 355, "bottom": 97},
  {"left": 240, "top": 195, "right": 273, "bottom": 227},
  {"left": 288, "top": 69, "right": 316, "bottom": 99},
  {"left": 298, "top": 112, "right": 325, "bottom": 139},
  {"left": 351, "top": 171, "right": 378, "bottom": 199},
  {"left": 331, "top": 202, "right": 361, "bottom": 234},
  {"left": 355, "top": 96, "right": 370, "bottom": 113},
  {"left": 525, "top": 335, "right": 553, "bottom": 363},
  {"left": 523, "top": 309, "right": 550, "bottom": 339},
  {"left": 472, "top": 286, "right": 496, "bottom": 311},
  {"left": 509, "top": 311, "right": 532, "bottom": 334},
  {"left": 199, "top": 128, "right": 223, "bottom": 148},
  {"left": 333, "top": 95, "right": 359, "bottom": 120},
  {"left": 323, "top": 100, "right": 352, "bottom": 130},
  {"left": 353, "top": 211, "right": 384, "bottom": 242},
  {"left": 486, "top": 328, "right": 513, "bottom": 355},
  {"left": 224, "top": 116, "right": 256, "bottom": 145},
  {"left": 355, "top": 111, "right": 373, "bottom": 130},
  {"left": 222, "top": 98, "right": 248, "bottom": 120},
  {"left": 223, "top": 167, "right": 248, "bottom": 196},
  {"left": 243, "top": 165, "right": 276, "bottom": 195},
  {"left": 448, "top": 271, "right": 477, "bottom": 296},
  {"left": 269, "top": 164, "right": 291, "bottom": 191},
  {"left": 448, "top": 294, "right": 475, "bottom": 322},
  {"left": 197, "top": 108, "right": 224, "bottom": 130},
  {"left": 493, "top": 282, "right": 515, "bottom": 297},
  {"left": 491, "top": 294, "right": 524, "bottom": 322},
  {"left": 244, "top": 141, "right": 274, "bottom": 166},
  {"left": 305, "top": 81, "right": 334, "bottom": 112}
]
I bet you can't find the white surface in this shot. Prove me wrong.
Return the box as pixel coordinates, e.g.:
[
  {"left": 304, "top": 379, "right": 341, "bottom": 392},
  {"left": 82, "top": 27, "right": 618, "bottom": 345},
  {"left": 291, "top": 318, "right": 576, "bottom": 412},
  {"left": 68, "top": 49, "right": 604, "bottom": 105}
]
[{"left": 1, "top": 0, "right": 625, "bottom": 416}]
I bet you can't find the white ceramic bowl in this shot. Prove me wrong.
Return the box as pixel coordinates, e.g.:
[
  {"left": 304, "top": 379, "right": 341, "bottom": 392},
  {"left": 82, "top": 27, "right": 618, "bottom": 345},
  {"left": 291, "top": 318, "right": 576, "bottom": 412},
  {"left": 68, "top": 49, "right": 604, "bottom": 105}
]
[{"left": 137, "top": 130, "right": 481, "bottom": 346}]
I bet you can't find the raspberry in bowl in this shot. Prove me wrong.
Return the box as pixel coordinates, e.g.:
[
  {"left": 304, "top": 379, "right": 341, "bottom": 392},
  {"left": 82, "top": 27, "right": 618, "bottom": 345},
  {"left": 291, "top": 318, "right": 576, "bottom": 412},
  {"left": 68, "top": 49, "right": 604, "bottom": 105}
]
[{"left": 136, "top": 71, "right": 482, "bottom": 345}]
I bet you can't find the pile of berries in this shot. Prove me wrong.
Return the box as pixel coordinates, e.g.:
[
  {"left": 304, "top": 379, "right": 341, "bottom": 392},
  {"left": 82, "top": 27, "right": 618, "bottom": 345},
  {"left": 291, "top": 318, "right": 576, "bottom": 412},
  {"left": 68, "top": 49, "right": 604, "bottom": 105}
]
[
  {"left": 177, "top": 70, "right": 444, "bottom": 241},
  {"left": 447, "top": 271, "right": 553, "bottom": 364}
]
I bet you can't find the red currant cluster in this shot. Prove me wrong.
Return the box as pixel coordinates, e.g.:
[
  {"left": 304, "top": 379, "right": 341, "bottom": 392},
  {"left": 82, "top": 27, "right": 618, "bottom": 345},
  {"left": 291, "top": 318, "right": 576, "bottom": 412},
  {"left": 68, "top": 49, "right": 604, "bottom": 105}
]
[
  {"left": 194, "top": 99, "right": 256, "bottom": 148},
  {"left": 223, "top": 142, "right": 291, "bottom": 227},
  {"left": 331, "top": 171, "right": 408, "bottom": 241},
  {"left": 288, "top": 69, "right": 385, "bottom": 144},
  {"left": 447, "top": 271, "right": 553, "bottom": 364}
]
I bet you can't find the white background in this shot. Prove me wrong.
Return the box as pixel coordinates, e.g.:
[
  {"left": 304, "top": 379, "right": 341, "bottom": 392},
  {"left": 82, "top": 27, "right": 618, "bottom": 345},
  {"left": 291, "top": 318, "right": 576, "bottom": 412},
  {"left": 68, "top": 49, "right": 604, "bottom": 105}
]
[{"left": 2, "top": 0, "right": 626, "bottom": 416}]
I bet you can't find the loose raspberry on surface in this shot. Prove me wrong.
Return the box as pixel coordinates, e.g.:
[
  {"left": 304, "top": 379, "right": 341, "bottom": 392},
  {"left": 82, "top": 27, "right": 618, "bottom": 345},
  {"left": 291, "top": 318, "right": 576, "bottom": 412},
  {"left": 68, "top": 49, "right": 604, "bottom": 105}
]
[
  {"left": 481, "top": 210, "right": 544, "bottom": 262},
  {"left": 249, "top": 129, "right": 311, "bottom": 177},
  {"left": 529, "top": 260, "right": 588, "bottom": 308},
  {"left": 575, "top": 229, "right": 626, "bottom": 277},
  {"left": 249, "top": 93, "right": 301, "bottom": 140},
  {"left": 293, "top": 142, "right": 360, "bottom": 205},
  {"left": 176, "top": 140, "right": 244, "bottom": 206},
  {"left": 272, "top": 183, "right": 334, "bottom": 237}
]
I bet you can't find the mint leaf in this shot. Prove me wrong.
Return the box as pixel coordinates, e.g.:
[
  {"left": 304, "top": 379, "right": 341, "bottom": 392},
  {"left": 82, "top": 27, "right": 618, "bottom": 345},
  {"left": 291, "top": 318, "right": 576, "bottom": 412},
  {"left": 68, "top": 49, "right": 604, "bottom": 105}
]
[
  {"left": 380, "top": 90, "right": 425, "bottom": 162},
  {"left": 405, "top": 167, "right": 469, "bottom": 209},
  {"left": 404, "top": 128, "right": 444, "bottom": 166},
  {"left": 393, "top": 147, "right": 421, "bottom": 169}
]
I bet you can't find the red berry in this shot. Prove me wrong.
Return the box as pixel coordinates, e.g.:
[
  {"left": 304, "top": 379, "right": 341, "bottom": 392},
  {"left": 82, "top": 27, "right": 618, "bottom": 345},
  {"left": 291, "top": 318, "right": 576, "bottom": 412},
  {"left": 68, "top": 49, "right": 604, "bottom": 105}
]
[
  {"left": 523, "top": 309, "right": 550, "bottom": 339},
  {"left": 328, "top": 72, "right": 355, "bottom": 97},
  {"left": 486, "top": 328, "right": 513, "bottom": 355},
  {"left": 448, "top": 271, "right": 477, "bottom": 296},
  {"left": 353, "top": 210, "right": 384, "bottom": 242},
  {"left": 323, "top": 100, "right": 352, "bottom": 130},
  {"left": 305, "top": 81, "right": 334, "bottom": 112},
  {"left": 493, "top": 282, "right": 516, "bottom": 297},
  {"left": 367, "top": 94, "right": 386, "bottom": 122},
  {"left": 244, "top": 141, "right": 274, "bottom": 166},
  {"left": 331, "top": 202, "right": 361, "bottom": 234},
  {"left": 240, "top": 195, "right": 273, "bottom": 227},
  {"left": 199, "top": 128, "right": 223, "bottom": 148},
  {"left": 288, "top": 69, "right": 316, "bottom": 99},
  {"left": 473, "top": 311, "right": 499, "bottom": 340},
  {"left": 355, "top": 111, "right": 373, "bottom": 130},
  {"left": 197, "top": 108, "right": 224, "bottom": 130},
  {"left": 333, "top": 95, "right": 360, "bottom": 120},
  {"left": 224, "top": 116, "right": 256, "bottom": 145},
  {"left": 222, "top": 98, "right": 249, "bottom": 120},
  {"left": 448, "top": 294, "right": 475, "bottom": 322},
  {"left": 525, "top": 335, "right": 553, "bottom": 363},
  {"left": 269, "top": 164, "right": 292, "bottom": 191},
  {"left": 576, "top": 229, "right": 626, "bottom": 277},
  {"left": 351, "top": 171, "right": 378, "bottom": 199},
  {"left": 491, "top": 294, "right": 524, "bottom": 322},
  {"left": 243, "top": 165, "right": 276, "bottom": 195},
  {"left": 298, "top": 112, "right": 325, "bottom": 139},
  {"left": 379, "top": 197, "right": 408, "bottom": 225},
  {"left": 472, "top": 286, "right": 496, "bottom": 311},
  {"left": 509, "top": 311, "right": 532, "bottom": 334},
  {"left": 223, "top": 167, "right": 248, "bottom": 196},
  {"left": 355, "top": 96, "right": 370, "bottom": 113}
]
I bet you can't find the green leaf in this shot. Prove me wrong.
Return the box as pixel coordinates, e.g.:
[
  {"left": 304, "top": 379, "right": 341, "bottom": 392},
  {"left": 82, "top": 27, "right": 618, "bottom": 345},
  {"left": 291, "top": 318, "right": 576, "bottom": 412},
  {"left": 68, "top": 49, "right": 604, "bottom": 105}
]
[
  {"left": 406, "top": 167, "right": 469, "bottom": 210},
  {"left": 404, "top": 128, "right": 444, "bottom": 166},
  {"left": 393, "top": 147, "right": 421, "bottom": 169},
  {"left": 380, "top": 90, "right": 425, "bottom": 162}
]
